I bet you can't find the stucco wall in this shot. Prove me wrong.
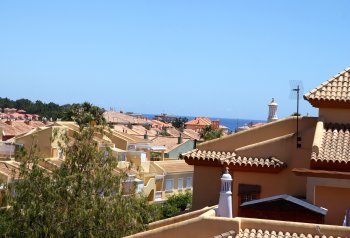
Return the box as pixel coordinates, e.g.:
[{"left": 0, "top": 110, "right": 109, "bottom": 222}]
[
  {"left": 314, "top": 185, "right": 350, "bottom": 225},
  {"left": 192, "top": 166, "right": 222, "bottom": 210},
  {"left": 16, "top": 127, "right": 53, "bottom": 158},
  {"left": 163, "top": 172, "right": 193, "bottom": 199},
  {"left": 319, "top": 107, "right": 350, "bottom": 124},
  {"left": 108, "top": 133, "right": 128, "bottom": 150}
]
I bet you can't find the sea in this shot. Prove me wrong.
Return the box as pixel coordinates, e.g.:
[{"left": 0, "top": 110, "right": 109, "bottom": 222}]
[{"left": 142, "top": 114, "right": 265, "bottom": 133}]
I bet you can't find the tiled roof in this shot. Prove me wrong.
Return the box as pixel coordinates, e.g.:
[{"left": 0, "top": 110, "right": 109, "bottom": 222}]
[
  {"left": 182, "top": 129, "right": 201, "bottom": 140},
  {"left": 185, "top": 117, "right": 212, "bottom": 126},
  {"left": 304, "top": 67, "right": 350, "bottom": 103},
  {"left": 181, "top": 149, "right": 286, "bottom": 169},
  {"left": 150, "top": 136, "right": 189, "bottom": 153},
  {"left": 0, "top": 120, "right": 46, "bottom": 138},
  {"left": 311, "top": 123, "right": 350, "bottom": 165},
  {"left": 215, "top": 229, "right": 341, "bottom": 238},
  {"left": 154, "top": 160, "right": 193, "bottom": 173},
  {"left": 103, "top": 111, "right": 150, "bottom": 125},
  {"left": 151, "top": 120, "right": 172, "bottom": 128}
]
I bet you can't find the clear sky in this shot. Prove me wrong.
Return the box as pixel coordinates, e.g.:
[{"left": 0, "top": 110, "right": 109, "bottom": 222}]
[{"left": 1, "top": 1, "right": 350, "bottom": 120}]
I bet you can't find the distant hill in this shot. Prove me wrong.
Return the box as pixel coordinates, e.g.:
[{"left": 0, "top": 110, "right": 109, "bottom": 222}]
[{"left": 0, "top": 97, "right": 71, "bottom": 120}]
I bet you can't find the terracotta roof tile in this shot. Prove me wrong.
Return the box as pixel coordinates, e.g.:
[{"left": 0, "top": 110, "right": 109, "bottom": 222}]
[
  {"left": 150, "top": 136, "right": 189, "bottom": 153},
  {"left": 181, "top": 149, "right": 286, "bottom": 169},
  {"left": 185, "top": 117, "right": 212, "bottom": 126},
  {"left": 304, "top": 67, "right": 350, "bottom": 103},
  {"left": 103, "top": 111, "right": 150, "bottom": 125},
  {"left": 154, "top": 160, "right": 193, "bottom": 173},
  {"left": 311, "top": 123, "right": 350, "bottom": 164},
  {"left": 216, "top": 228, "right": 344, "bottom": 238}
]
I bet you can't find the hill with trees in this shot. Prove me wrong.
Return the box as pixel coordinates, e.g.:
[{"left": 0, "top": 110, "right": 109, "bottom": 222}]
[{"left": 0, "top": 97, "right": 106, "bottom": 121}]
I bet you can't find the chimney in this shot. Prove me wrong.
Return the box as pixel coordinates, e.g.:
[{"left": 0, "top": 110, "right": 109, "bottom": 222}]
[
  {"left": 193, "top": 139, "right": 197, "bottom": 149},
  {"left": 144, "top": 131, "right": 148, "bottom": 140},
  {"left": 178, "top": 133, "right": 183, "bottom": 144},
  {"left": 267, "top": 98, "right": 278, "bottom": 123},
  {"left": 5, "top": 120, "right": 12, "bottom": 125},
  {"left": 217, "top": 167, "right": 233, "bottom": 218}
]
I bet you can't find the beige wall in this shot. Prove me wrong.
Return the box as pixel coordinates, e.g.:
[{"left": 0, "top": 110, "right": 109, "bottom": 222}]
[
  {"left": 16, "top": 126, "right": 68, "bottom": 159},
  {"left": 16, "top": 127, "right": 54, "bottom": 158},
  {"left": 163, "top": 172, "right": 193, "bottom": 199},
  {"left": 108, "top": 133, "right": 128, "bottom": 150},
  {"left": 319, "top": 108, "right": 350, "bottom": 124},
  {"left": 192, "top": 166, "right": 222, "bottom": 210},
  {"left": 314, "top": 186, "right": 350, "bottom": 225}
]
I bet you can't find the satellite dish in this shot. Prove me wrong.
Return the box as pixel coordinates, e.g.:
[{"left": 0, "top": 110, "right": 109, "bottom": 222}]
[{"left": 289, "top": 80, "right": 304, "bottom": 148}]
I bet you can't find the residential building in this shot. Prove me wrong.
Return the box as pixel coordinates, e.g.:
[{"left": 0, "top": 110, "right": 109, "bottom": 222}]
[
  {"left": 185, "top": 117, "right": 220, "bottom": 132},
  {"left": 152, "top": 160, "right": 193, "bottom": 201},
  {"left": 180, "top": 67, "right": 350, "bottom": 225},
  {"left": 127, "top": 170, "right": 349, "bottom": 238},
  {"left": 103, "top": 111, "right": 151, "bottom": 126}
]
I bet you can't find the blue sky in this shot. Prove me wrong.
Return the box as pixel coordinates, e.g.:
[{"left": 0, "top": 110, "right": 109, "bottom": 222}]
[{"left": 1, "top": 1, "right": 350, "bottom": 120}]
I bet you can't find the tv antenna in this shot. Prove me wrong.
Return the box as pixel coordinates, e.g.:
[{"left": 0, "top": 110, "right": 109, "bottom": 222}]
[{"left": 290, "top": 80, "right": 304, "bottom": 148}]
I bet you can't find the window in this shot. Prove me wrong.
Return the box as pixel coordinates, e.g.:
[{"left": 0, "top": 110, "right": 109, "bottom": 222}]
[
  {"left": 238, "top": 184, "right": 261, "bottom": 204},
  {"left": 165, "top": 179, "right": 174, "bottom": 192},
  {"left": 186, "top": 177, "right": 192, "bottom": 189},
  {"left": 178, "top": 178, "right": 183, "bottom": 190}
]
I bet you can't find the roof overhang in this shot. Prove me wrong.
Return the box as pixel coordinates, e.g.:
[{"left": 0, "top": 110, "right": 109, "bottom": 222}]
[
  {"left": 293, "top": 168, "right": 350, "bottom": 179},
  {"left": 305, "top": 97, "right": 350, "bottom": 109}
]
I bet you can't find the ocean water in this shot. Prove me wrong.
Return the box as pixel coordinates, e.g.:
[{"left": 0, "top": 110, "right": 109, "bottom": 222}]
[{"left": 143, "top": 114, "right": 265, "bottom": 132}]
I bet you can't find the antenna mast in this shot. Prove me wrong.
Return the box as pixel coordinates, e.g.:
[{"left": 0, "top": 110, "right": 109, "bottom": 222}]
[
  {"left": 293, "top": 85, "right": 301, "bottom": 148},
  {"left": 290, "top": 81, "right": 303, "bottom": 149}
]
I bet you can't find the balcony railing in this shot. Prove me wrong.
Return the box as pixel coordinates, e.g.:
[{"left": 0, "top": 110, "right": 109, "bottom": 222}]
[{"left": 154, "top": 191, "right": 163, "bottom": 201}]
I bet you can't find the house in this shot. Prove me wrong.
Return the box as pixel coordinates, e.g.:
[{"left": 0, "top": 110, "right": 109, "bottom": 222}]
[
  {"left": 150, "top": 136, "right": 195, "bottom": 159},
  {"left": 152, "top": 160, "right": 193, "bottom": 201},
  {"left": 127, "top": 170, "right": 349, "bottom": 238},
  {"left": 180, "top": 67, "right": 350, "bottom": 225},
  {"left": 103, "top": 111, "right": 151, "bottom": 126},
  {"left": 185, "top": 117, "right": 220, "bottom": 132},
  {"left": 0, "top": 120, "right": 46, "bottom": 141}
]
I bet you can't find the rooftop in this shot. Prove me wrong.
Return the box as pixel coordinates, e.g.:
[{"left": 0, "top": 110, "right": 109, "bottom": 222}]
[
  {"left": 181, "top": 149, "right": 286, "bottom": 171},
  {"left": 311, "top": 122, "right": 350, "bottom": 171},
  {"left": 304, "top": 67, "right": 350, "bottom": 107}
]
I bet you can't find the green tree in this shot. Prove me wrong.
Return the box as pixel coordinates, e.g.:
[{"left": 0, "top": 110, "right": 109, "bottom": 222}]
[
  {"left": 200, "top": 125, "right": 224, "bottom": 141},
  {"left": 62, "top": 102, "right": 106, "bottom": 127},
  {"left": 0, "top": 125, "right": 160, "bottom": 237},
  {"left": 171, "top": 117, "right": 188, "bottom": 130}
]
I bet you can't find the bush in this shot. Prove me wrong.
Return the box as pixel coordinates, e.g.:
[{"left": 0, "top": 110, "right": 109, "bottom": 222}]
[{"left": 160, "top": 191, "right": 192, "bottom": 218}]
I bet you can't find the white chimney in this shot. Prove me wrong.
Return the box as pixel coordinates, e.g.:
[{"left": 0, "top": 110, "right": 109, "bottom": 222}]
[
  {"left": 267, "top": 98, "right": 278, "bottom": 123},
  {"left": 217, "top": 167, "right": 233, "bottom": 218}
]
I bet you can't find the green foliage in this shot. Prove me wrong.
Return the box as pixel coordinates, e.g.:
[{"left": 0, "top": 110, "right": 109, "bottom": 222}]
[
  {"left": 291, "top": 112, "right": 301, "bottom": 116},
  {"left": 0, "top": 97, "right": 69, "bottom": 120},
  {"left": 160, "top": 191, "right": 192, "bottom": 218},
  {"left": 171, "top": 117, "right": 188, "bottom": 130},
  {"left": 0, "top": 125, "right": 160, "bottom": 237},
  {"left": 159, "top": 127, "right": 170, "bottom": 136},
  {"left": 62, "top": 102, "right": 106, "bottom": 127},
  {"left": 200, "top": 125, "right": 224, "bottom": 141}
]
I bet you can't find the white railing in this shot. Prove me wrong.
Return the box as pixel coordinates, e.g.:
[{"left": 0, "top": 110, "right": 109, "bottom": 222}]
[
  {"left": 0, "top": 143, "right": 15, "bottom": 157},
  {"left": 155, "top": 191, "right": 162, "bottom": 201}
]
